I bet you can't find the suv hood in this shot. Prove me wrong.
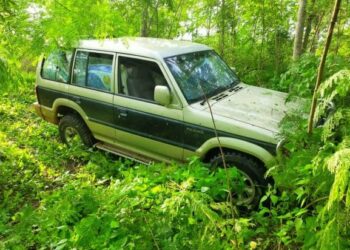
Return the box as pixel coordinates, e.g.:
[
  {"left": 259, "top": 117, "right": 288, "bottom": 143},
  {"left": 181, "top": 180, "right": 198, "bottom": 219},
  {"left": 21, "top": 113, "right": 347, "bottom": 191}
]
[{"left": 206, "top": 83, "right": 298, "bottom": 133}]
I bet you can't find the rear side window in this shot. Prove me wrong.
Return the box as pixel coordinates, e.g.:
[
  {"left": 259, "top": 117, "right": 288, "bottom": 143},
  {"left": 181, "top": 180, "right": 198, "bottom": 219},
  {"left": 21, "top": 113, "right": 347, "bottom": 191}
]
[
  {"left": 41, "top": 51, "right": 73, "bottom": 83},
  {"left": 72, "top": 51, "right": 114, "bottom": 92}
]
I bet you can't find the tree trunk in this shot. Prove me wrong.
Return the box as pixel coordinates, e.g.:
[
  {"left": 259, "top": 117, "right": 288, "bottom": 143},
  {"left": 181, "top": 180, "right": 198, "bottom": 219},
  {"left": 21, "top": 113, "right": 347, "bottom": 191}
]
[
  {"left": 230, "top": 0, "right": 238, "bottom": 66},
  {"left": 219, "top": 0, "right": 226, "bottom": 56},
  {"left": 293, "top": 0, "right": 307, "bottom": 60},
  {"left": 274, "top": 29, "right": 281, "bottom": 76},
  {"left": 140, "top": 1, "right": 149, "bottom": 37},
  {"left": 302, "top": 14, "right": 313, "bottom": 52},
  {"left": 309, "top": 12, "right": 324, "bottom": 54},
  {"left": 167, "top": 0, "right": 184, "bottom": 38},
  {"left": 274, "top": 0, "right": 283, "bottom": 77},
  {"left": 257, "top": 0, "right": 266, "bottom": 86},
  {"left": 155, "top": 1, "right": 159, "bottom": 37},
  {"left": 307, "top": 0, "right": 342, "bottom": 134},
  {"left": 334, "top": 12, "right": 344, "bottom": 55},
  {"left": 207, "top": 6, "right": 212, "bottom": 38},
  {"left": 302, "top": 0, "right": 316, "bottom": 52}
]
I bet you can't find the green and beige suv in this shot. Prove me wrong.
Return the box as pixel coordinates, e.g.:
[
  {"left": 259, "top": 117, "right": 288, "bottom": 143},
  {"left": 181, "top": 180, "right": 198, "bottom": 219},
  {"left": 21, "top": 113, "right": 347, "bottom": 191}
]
[{"left": 34, "top": 37, "right": 290, "bottom": 206}]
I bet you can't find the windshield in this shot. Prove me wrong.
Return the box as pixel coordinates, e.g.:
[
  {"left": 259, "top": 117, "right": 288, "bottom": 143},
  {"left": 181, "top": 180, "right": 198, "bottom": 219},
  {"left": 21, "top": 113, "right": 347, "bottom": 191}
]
[{"left": 165, "top": 50, "right": 239, "bottom": 104}]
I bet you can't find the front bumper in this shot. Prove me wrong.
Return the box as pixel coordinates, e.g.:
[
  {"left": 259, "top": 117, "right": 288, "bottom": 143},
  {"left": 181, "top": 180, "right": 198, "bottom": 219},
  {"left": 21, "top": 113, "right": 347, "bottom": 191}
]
[{"left": 276, "top": 138, "right": 290, "bottom": 158}]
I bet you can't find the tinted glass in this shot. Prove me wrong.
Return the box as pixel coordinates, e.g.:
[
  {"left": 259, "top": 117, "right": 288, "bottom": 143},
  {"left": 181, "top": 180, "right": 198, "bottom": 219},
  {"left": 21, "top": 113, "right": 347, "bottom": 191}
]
[
  {"left": 73, "top": 51, "right": 113, "bottom": 92},
  {"left": 41, "top": 51, "right": 72, "bottom": 83},
  {"left": 73, "top": 51, "right": 88, "bottom": 86},
  {"left": 165, "top": 50, "right": 239, "bottom": 104}
]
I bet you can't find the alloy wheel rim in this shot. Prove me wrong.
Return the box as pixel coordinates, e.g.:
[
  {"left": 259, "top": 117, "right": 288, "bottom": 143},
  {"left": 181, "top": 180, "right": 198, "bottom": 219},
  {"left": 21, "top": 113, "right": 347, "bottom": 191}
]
[
  {"left": 232, "top": 171, "right": 257, "bottom": 206},
  {"left": 64, "top": 126, "right": 81, "bottom": 145}
]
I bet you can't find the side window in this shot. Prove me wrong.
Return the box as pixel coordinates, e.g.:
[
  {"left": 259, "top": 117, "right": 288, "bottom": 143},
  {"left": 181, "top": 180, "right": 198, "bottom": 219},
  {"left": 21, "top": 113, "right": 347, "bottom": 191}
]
[
  {"left": 41, "top": 51, "right": 72, "bottom": 83},
  {"left": 72, "top": 51, "right": 113, "bottom": 92},
  {"left": 72, "top": 51, "right": 88, "bottom": 86},
  {"left": 118, "top": 56, "right": 168, "bottom": 101}
]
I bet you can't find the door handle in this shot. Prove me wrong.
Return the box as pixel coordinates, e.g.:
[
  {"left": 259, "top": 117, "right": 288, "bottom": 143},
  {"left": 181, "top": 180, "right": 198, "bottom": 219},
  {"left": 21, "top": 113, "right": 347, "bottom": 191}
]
[{"left": 118, "top": 108, "right": 128, "bottom": 118}]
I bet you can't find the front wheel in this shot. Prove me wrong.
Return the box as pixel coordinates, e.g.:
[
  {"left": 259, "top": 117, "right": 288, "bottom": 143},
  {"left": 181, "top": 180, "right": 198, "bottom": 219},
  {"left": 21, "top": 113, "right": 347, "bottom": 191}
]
[
  {"left": 210, "top": 151, "right": 268, "bottom": 209},
  {"left": 58, "top": 114, "right": 94, "bottom": 147}
]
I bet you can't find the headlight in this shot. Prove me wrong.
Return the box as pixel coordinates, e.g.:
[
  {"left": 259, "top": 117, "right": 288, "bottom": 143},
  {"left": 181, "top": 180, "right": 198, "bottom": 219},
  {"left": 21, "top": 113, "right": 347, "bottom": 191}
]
[
  {"left": 316, "top": 101, "right": 335, "bottom": 127},
  {"left": 276, "top": 138, "right": 290, "bottom": 158}
]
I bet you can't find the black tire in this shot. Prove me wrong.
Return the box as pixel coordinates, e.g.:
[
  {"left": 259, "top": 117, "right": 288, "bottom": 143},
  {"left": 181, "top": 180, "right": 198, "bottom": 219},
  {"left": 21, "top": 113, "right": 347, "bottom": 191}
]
[
  {"left": 58, "top": 114, "right": 95, "bottom": 147},
  {"left": 210, "top": 151, "right": 268, "bottom": 209}
]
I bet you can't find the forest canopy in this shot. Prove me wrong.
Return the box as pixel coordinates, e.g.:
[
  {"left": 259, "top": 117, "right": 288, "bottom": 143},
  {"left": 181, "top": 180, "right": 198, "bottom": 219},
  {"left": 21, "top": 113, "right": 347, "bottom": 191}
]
[{"left": 1, "top": 0, "right": 349, "bottom": 88}]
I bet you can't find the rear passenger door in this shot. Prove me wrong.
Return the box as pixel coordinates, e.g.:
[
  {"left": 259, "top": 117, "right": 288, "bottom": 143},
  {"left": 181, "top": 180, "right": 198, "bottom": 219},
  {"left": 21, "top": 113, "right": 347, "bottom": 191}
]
[
  {"left": 67, "top": 50, "right": 116, "bottom": 144},
  {"left": 114, "top": 55, "right": 184, "bottom": 160}
]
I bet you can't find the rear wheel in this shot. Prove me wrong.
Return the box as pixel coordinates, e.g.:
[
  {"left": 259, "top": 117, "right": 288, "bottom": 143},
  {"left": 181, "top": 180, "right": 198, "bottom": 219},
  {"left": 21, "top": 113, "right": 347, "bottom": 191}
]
[
  {"left": 58, "top": 114, "right": 94, "bottom": 147},
  {"left": 210, "top": 151, "right": 267, "bottom": 209}
]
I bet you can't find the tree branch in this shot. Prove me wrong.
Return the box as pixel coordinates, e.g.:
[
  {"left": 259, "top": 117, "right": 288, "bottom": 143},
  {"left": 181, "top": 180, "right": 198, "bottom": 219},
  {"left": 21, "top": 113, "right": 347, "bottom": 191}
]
[{"left": 308, "top": 0, "right": 342, "bottom": 134}]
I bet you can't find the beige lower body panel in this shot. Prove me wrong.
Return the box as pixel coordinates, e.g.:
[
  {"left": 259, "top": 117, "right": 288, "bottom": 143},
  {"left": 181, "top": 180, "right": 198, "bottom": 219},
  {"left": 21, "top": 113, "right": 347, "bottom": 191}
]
[
  {"left": 32, "top": 102, "right": 58, "bottom": 124},
  {"left": 87, "top": 120, "right": 116, "bottom": 145},
  {"left": 114, "top": 129, "right": 184, "bottom": 162}
]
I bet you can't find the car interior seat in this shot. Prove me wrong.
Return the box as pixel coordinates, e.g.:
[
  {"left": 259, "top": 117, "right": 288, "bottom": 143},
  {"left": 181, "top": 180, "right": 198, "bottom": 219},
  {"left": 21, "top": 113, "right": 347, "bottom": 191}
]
[
  {"left": 120, "top": 64, "right": 129, "bottom": 95},
  {"left": 127, "top": 66, "right": 155, "bottom": 100}
]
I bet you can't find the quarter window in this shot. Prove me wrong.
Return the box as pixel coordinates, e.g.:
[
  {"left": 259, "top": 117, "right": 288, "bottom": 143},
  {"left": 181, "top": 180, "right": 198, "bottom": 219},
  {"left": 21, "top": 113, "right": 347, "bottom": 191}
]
[
  {"left": 118, "top": 57, "right": 168, "bottom": 101},
  {"left": 41, "top": 51, "right": 72, "bottom": 83},
  {"left": 72, "top": 51, "right": 114, "bottom": 92}
]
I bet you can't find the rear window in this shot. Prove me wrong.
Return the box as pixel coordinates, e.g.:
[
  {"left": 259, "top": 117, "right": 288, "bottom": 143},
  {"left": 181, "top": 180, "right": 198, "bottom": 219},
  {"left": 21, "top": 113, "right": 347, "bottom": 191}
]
[
  {"left": 72, "top": 51, "right": 113, "bottom": 92},
  {"left": 41, "top": 51, "right": 73, "bottom": 83}
]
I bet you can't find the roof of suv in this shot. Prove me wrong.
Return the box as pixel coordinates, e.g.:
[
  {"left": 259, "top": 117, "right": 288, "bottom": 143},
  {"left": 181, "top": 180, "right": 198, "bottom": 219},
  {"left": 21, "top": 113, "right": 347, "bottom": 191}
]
[{"left": 79, "top": 37, "right": 211, "bottom": 59}]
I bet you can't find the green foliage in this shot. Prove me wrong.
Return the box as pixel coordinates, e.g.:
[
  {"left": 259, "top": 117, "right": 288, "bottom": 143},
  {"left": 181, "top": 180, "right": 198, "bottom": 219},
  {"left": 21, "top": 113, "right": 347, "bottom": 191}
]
[
  {"left": 313, "top": 70, "right": 350, "bottom": 249},
  {"left": 0, "top": 82, "right": 258, "bottom": 249},
  {"left": 1, "top": 0, "right": 350, "bottom": 90},
  {"left": 0, "top": 58, "right": 13, "bottom": 87},
  {"left": 35, "top": 0, "right": 127, "bottom": 50},
  {"left": 276, "top": 54, "right": 349, "bottom": 97},
  {"left": 269, "top": 69, "right": 350, "bottom": 249}
]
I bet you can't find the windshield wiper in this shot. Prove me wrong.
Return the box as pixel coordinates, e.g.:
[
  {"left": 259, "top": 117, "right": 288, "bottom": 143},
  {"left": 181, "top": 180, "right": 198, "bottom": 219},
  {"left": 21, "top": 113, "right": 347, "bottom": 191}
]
[{"left": 200, "top": 98, "right": 207, "bottom": 105}]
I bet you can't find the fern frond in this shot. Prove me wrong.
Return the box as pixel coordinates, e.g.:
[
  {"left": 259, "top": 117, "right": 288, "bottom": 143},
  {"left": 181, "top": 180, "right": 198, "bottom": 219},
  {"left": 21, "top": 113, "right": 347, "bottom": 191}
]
[
  {"left": 319, "top": 107, "right": 350, "bottom": 144},
  {"left": 315, "top": 69, "right": 350, "bottom": 122},
  {"left": 326, "top": 147, "right": 350, "bottom": 210}
]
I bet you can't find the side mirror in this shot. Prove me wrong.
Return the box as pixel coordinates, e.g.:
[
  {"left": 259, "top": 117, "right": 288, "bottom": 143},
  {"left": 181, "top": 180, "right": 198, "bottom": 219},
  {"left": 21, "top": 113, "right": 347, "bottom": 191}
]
[{"left": 154, "top": 85, "right": 171, "bottom": 106}]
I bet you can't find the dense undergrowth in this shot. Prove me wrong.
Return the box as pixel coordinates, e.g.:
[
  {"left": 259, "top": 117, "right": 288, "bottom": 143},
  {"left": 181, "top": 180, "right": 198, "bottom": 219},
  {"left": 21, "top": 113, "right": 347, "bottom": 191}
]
[
  {"left": 1, "top": 67, "right": 350, "bottom": 249},
  {"left": 0, "top": 83, "right": 259, "bottom": 249}
]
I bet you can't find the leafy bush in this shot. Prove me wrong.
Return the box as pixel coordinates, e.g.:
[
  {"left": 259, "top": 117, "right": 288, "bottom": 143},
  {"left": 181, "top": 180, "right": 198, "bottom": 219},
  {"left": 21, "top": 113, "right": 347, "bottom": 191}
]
[
  {"left": 276, "top": 54, "right": 349, "bottom": 97},
  {"left": 267, "top": 69, "right": 350, "bottom": 249},
  {"left": 3, "top": 161, "right": 255, "bottom": 249},
  {"left": 0, "top": 82, "right": 256, "bottom": 249},
  {"left": 0, "top": 56, "right": 32, "bottom": 92}
]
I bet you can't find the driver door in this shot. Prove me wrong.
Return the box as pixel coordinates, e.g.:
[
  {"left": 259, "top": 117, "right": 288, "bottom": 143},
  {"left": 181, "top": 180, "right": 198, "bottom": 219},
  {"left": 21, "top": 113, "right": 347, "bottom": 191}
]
[{"left": 113, "top": 55, "right": 184, "bottom": 161}]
